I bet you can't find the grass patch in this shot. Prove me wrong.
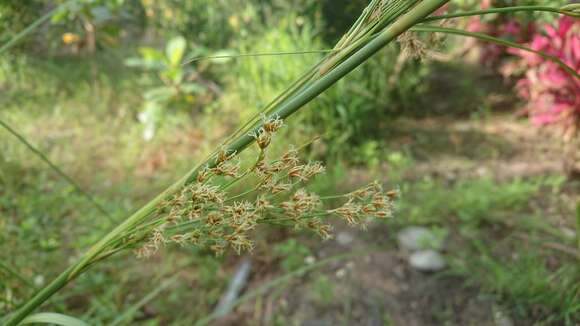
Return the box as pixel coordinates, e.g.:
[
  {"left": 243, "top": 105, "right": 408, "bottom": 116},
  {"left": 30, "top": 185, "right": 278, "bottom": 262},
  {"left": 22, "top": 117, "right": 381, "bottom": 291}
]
[{"left": 452, "top": 242, "right": 580, "bottom": 324}]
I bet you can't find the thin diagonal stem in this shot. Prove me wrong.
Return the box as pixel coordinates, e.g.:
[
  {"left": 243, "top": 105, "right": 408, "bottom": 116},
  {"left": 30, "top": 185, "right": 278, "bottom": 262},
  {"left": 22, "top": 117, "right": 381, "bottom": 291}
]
[
  {"left": 181, "top": 49, "right": 336, "bottom": 65},
  {"left": 0, "top": 118, "right": 114, "bottom": 222},
  {"left": 421, "top": 5, "right": 577, "bottom": 23},
  {"left": 0, "top": 1, "right": 76, "bottom": 55},
  {"left": 411, "top": 25, "right": 580, "bottom": 80}
]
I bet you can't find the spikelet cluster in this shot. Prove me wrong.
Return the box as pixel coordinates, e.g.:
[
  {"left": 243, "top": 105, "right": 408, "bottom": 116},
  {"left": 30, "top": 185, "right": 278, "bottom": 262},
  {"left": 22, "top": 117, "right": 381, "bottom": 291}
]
[
  {"left": 135, "top": 117, "right": 397, "bottom": 258},
  {"left": 397, "top": 31, "right": 427, "bottom": 60},
  {"left": 329, "top": 181, "right": 397, "bottom": 229}
]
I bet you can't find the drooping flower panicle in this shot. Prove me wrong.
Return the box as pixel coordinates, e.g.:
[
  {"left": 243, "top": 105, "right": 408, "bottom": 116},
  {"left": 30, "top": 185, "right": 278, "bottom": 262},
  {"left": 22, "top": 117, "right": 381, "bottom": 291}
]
[{"left": 135, "top": 118, "right": 398, "bottom": 257}]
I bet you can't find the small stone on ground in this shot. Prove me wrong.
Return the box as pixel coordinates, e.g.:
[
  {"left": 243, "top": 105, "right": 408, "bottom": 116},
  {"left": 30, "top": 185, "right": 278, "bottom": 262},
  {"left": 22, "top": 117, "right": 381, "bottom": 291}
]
[
  {"left": 397, "top": 226, "right": 437, "bottom": 251},
  {"left": 408, "top": 250, "right": 446, "bottom": 272}
]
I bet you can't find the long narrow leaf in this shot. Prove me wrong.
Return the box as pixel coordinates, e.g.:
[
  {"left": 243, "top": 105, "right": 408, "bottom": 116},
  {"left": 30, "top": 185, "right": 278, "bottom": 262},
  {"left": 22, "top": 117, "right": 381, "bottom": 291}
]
[
  {"left": 0, "top": 118, "right": 114, "bottom": 222},
  {"left": 19, "top": 312, "right": 89, "bottom": 326},
  {"left": 181, "top": 49, "right": 336, "bottom": 65},
  {"left": 411, "top": 25, "right": 580, "bottom": 80},
  {"left": 109, "top": 277, "right": 177, "bottom": 326},
  {"left": 421, "top": 5, "right": 579, "bottom": 23},
  {"left": 0, "top": 261, "right": 35, "bottom": 289},
  {"left": 0, "top": 1, "right": 76, "bottom": 55}
]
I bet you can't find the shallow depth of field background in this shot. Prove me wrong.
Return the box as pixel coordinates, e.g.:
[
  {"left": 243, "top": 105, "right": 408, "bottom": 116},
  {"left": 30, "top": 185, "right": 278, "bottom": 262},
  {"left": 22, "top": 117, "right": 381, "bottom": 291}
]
[{"left": 1, "top": 0, "right": 579, "bottom": 325}]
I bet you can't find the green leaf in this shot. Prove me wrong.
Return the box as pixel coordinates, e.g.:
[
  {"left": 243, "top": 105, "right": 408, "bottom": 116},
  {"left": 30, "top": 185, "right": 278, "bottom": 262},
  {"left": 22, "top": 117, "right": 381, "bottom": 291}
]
[
  {"left": 139, "top": 47, "right": 164, "bottom": 60},
  {"left": 166, "top": 36, "right": 187, "bottom": 66},
  {"left": 208, "top": 50, "right": 237, "bottom": 64},
  {"left": 181, "top": 83, "right": 205, "bottom": 94},
  {"left": 123, "top": 57, "right": 147, "bottom": 67},
  {"left": 19, "top": 312, "right": 89, "bottom": 326},
  {"left": 110, "top": 277, "right": 177, "bottom": 326},
  {"left": 144, "top": 87, "right": 175, "bottom": 102}
]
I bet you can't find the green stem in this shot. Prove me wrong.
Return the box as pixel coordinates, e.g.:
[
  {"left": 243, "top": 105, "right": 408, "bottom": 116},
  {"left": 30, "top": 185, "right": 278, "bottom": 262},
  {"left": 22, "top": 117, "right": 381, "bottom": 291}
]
[
  {"left": 411, "top": 25, "right": 580, "bottom": 80},
  {"left": 576, "top": 202, "right": 580, "bottom": 250},
  {"left": 3, "top": 1, "right": 449, "bottom": 324},
  {"left": 0, "top": 118, "right": 114, "bottom": 222},
  {"left": 0, "top": 1, "right": 76, "bottom": 55},
  {"left": 181, "top": 49, "right": 336, "bottom": 65},
  {"left": 421, "top": 5, "right": 577, "bottom": 22},
  {"left": 0, "top": 261, "right": 35, "bottom": 289}
]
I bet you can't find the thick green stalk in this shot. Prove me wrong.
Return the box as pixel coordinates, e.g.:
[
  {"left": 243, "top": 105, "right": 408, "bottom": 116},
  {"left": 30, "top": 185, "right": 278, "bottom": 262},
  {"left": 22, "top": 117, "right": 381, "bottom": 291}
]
[{"left": 3, "top": 1, "right": 449, "bottom": 324}]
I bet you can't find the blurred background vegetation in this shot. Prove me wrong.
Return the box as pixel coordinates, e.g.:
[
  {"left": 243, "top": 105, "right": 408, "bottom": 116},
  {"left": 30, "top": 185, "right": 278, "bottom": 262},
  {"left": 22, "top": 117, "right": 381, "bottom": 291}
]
[{"left": 1, "top": 0, "right": 579, "bottom": 325}]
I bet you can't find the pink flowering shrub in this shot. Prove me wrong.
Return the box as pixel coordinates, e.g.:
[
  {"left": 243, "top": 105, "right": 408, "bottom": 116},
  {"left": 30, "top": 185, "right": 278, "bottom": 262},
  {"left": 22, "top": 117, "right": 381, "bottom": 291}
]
[{"left": 509, "top": 17, "right": 580, "bottom": 140}]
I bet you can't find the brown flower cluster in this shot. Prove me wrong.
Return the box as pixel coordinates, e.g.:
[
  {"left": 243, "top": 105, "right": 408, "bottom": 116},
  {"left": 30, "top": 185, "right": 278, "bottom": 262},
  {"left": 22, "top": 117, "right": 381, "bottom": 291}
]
[
  {"left": 397, "top": 31, "right": 427, "bottom": 60},
  {"left": 329, "top": 181, "right": 397, "bottom": 229},
  {"left": 135, "top": 116, "right": 397, "bottom": 258}
]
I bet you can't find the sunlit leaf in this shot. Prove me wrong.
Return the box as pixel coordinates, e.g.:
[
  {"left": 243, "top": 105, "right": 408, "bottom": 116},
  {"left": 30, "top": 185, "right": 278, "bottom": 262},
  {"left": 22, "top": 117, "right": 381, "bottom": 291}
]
[
  {"left": 20, "top": 312, "right": 89, "bottom": 326},
  {"left": 166, "top": 36, "right": 187, "bottom": 66}
]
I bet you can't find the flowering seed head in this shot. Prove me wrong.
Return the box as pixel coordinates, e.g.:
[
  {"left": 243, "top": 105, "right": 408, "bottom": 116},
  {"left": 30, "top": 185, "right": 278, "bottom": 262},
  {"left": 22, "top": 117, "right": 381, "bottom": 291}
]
[
  {"left": 374, "top": 209, "right": 393, "bottom": 219},
  {"left": 255, "top": 195, "right": 273, "bottom": 211},
  {"left": 331, "top": 202, "right": 362, "bottom": 226},
  {"left": 211, "top": 243, "right": 226, "bottom": 256},
  {"left": 307, "top": 219, "right": 333, "bottom": 240},
  {"left": 211, "top": 161, "right": 240, "bottom": 178},
  {"left": 398, "top": 31, "right": 427, "bottom": 60},
  {"left": 288, "top": 165, "right": 305, "bottom": 179},
  {"left": 386, "top": 189, "right": 399, "bottom": 200},
  {"left": 171, "top": 234, "right": 190, "bottom": 246},
  {"left": 217, "top": 148, "right": 236, "bottom": 163},
  {"left": 250, "top": 128, "right": 271, "bottom": 149},
  {"left": 262, "top": 115, "right": 284, "bottom": 133},
  {"left": 228, "top": 234, "right": 254, "bottom": 254},
  {"left": 271, "top": 183, "right": 291, "bottom": 194},
  {"left": 362, "top": 204, "right": 376, "bottom": 214},
  {"left": 197, "top": 167, "right": 212, "bottom": 183},
  {"left": 303, "top": 161, "right": 325, "bottom": 179},
  {"left": 281, "top": 148, "right": 300, "bottom": 167},
  {"left": 206, "top": 212, "right": 223, "bottom": 226}
]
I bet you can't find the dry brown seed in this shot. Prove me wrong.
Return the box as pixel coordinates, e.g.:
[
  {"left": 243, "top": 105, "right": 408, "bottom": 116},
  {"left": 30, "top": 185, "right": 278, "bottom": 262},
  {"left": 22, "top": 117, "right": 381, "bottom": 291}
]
[
  {"left": 197, "top": 167, "right": 212, "bottom": 183},
  {"left": 271, "top": 183, "right": 291, "bottom": 194},
  {"left": 386, "top": 189, "right": 399, "bottom": 199}
]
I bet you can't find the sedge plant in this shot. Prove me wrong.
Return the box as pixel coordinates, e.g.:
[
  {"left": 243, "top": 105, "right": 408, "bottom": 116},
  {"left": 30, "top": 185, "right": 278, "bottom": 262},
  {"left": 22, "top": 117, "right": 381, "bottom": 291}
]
[
  {"left": 3, "top": 1, "right": 580, "bottom": 325},
  {"left": 3, "top": 1, "right": 448, "bottom": 324}
]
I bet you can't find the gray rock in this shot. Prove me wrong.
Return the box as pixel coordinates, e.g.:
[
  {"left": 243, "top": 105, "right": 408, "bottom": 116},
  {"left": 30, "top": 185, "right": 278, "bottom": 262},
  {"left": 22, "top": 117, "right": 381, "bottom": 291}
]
[
  {"left": 408, "top": 250, "right": 446, "bottom": 272},
  {"left": 397, "top": 226, "right": 437, "bottom": 251},
  {"left": 560, "top": 227, "right": 577, "bottom": 240},
  {"left": 493, "top": 305, "right": 514, "bottom": 326},
  {"left": 336, "top": 231, "right": 354, "bottom": 245}
]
